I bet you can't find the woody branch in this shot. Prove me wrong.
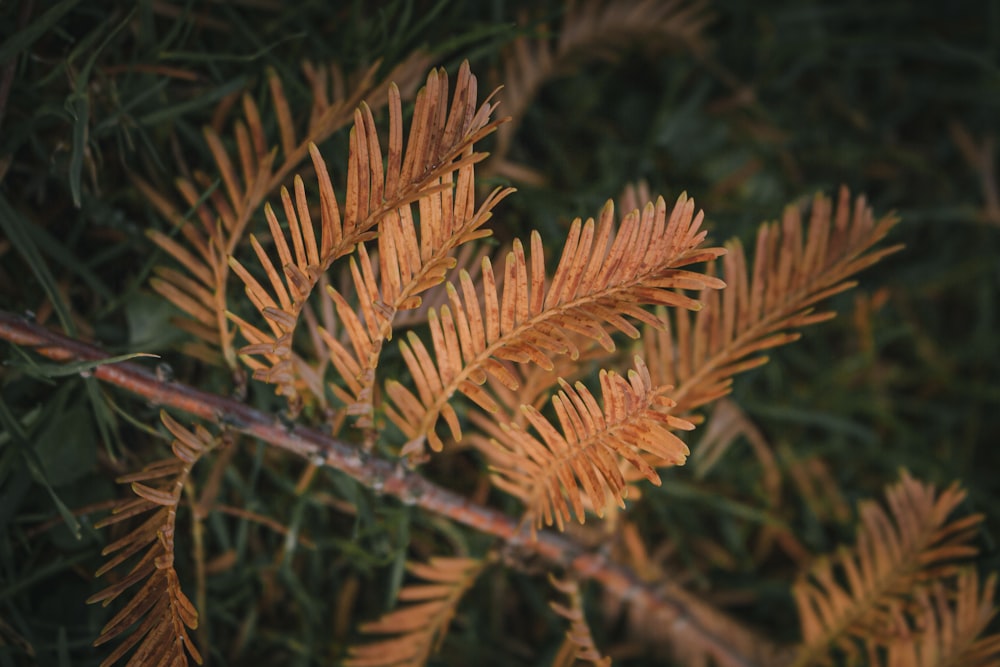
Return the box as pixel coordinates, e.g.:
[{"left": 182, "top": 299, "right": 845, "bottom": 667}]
[{"left": 0, "top": 308, "right": 781, "bottom": 667}]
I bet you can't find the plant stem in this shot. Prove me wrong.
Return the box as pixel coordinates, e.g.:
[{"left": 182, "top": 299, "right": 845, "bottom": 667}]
[{"left": 0, "top": 308, "right": 787, "bottom": 667}]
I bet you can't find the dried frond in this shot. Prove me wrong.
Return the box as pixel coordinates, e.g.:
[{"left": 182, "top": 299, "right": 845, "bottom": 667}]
[
  {"left": 88, "top": 412, "right": 217, "bottom": 667},
  {"left": 398, "top": 242, "right": 603, "bottom": 433},
  {"left": 386, "top": 194, "right": 725, "bottom": 455},
  {"left": 389, "top": 241, "right": 495, "bottom": 331},
  {"left": 460, "top": 267, "right": 611, "bottom": 433},
  {"left": 489, "top": 356, "right": 693, "bottom": 532},
  {"left": 549, "top": 575, "right": 612, "bottom": 667},
  {"left": 344, "top": 556, "right": 485, "bottom": 667},
  {"left": 143, "top": 53, "right": 431, "bottom": 368},
  {"left": 491, "top": 0, "right": 711, "bottom": 181},
  {"left": 791, "top": 472, "right": 983, "bottom": 666},
  {"left": 482, "top": 344, "right": 594, "bottom": 429},
  {"left": 229, "top": 61, "right": 505, "bottom": 414},
  {"left": 467, "top": 349, "right": 647, "bottom": 539},
  {"left": 881, "top": 569, "right": 1000, "bottom": 667},
  {"left": 618, "top": 180, "right": 654, "bottom": 217},
  {"left": 463, "top": 350, "right": 588, "bottom": 483},
  {"left": 646, "top": 186, "right": 902, "bottom": 417},
  {"left": 320, "top": 174, "right": 513, "bottom": 428}
]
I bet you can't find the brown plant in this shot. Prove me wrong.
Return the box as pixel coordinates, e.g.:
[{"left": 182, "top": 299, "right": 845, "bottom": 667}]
[{"left": 2, "top": 12, "right": 996, "bottom": 666}]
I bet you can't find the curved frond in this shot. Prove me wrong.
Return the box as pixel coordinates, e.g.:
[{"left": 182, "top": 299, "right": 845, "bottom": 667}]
[
  {"left": 491, "top": 0, "right": 711, "bottom": 182},
  {"left": 489, "top": 356, "right": 693, "bottom": 532},
  {"left": 791, "top": 472, "right": 983, "bottom": 666},
  {"left": 142, "top": 54, "right": 431, "bottom": 368},
  {"left": 344, "top": 556, "right": 485, "bottom": 667},
  {"left": 549, "top": 575, "right": 612, "bottom": 667},
  {"left": 645, "top": 186, "right": 902, "bottom": 416},
  {"left": 87, "top": 412, "right": 217, "bottom": 667},
  {"left": 229, "top": 61, "right": 504, "bottom": 415},
  {"left": 389, "top": 242, "right": 495, "bottom": 332},
  {"left": 414, "top": 245, "right": 606, "bottom": 435},
  {"left": 387, "top": 194, "right": 725, "bottom": 455},
  {"left": 882, "top": 569, "right": 1000, "bottom": 667},
  {"left": 320, "top": 176, "right": 513, "bottom": 429}
]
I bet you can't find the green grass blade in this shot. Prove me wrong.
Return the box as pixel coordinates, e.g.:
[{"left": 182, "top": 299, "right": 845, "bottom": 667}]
[
  {"left": 0, "top": 195, "right": 75, "bottom": 335},
  {"left": 0, "top": 0, "right": 79, "bottom": 63},
  {"left": 5, "top": 352, "right": 157, "bottom": 378},
  {"left": 0, "top": 399, "right": 82, "bottom": 540}
]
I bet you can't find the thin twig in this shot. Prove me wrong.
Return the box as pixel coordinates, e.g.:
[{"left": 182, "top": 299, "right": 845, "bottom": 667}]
[{"left": 0, "top": 308, "right": 785, "bottom": 667}]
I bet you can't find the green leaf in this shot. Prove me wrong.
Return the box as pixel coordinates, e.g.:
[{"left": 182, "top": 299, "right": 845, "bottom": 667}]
[
  {"left": 35, "top": 405, "right": 96, "bottom": 487},
  {"left": 0, "top": 0, "right": 79, "bottom": 64},
  {"left": 125, "top": 292, "right": 186, "bottom": 348},
  {"left": 0, "top": 400, "right": 81, "bottom": 540},
  {"left": 65, "top": 10, "right": 134, "bottom": 207},
  {"left": 66, "top": 94, "right": 89, "bottom": 209},
  {"left": 0, "top": 195, "right": 75, "bottom": 334},
  {"left": 84, "top": 378, "right": 122, "bottom": 461},
  {"left": 23, "top": 220, "right": 114, "bottom": 303},
  {"left": 138, "top": 76, "right": 248, "bottom": 126},
  {"left": 4, "top": 352, "right": 158, "bottom": 379}
]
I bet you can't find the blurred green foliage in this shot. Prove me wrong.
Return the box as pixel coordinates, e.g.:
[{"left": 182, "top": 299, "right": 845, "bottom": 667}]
[{"left": 0, "top": 1, "right": 997, "bottom": 665}]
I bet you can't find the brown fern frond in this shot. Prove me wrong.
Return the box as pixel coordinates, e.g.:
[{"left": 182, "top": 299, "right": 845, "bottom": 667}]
[
  {"left": 550, "top": 575, "right": 613, "bottom": 667},
  {"left": 417, "top": 243, "right": 599, "bottom": 450},
  {"left": 881, "top": 569, "right": 1000, "bottom": 667},
  {"left": 791, "top": 472, "right": 983, "bottom": 666},
  {"left": 463, "top": 351, "right": 587, "bottom": 470},
  {"left": 317, "top": 242, "right": 494, "bottom": 429},
  {"left": 491, "top": 0, "right": 711, "bottom": 182},
  {"left": 389, "top": 242, "right": 495, "bottom": 331},
  {"left": 229, "top": 61, "right": 505, "bottom": 415},
  {"left": 386, "top": 194, "right": 725, "bottom": 456},
  {"left": 618, "top": 180, "right": 654, "bottom": 218},
  {"left": 87, "top": 412, "right": 217, "bottom": 667},
  {"left": 142, "top": 53, "right": 431, "bottom": 368},
  {"left": 488, "top": 356, "right": 693, "bottom": 532},
  {"left": 465, "top": 347, "right": 646, "bottom": 537},
  {"left": 320, "top": 173, "right": 513, "bottom": 429},
  {"left": 344, "top": 556, "right": 485, "bottom": 667},
  {"left": 645, "top": 186, "right": 902, "bottom": 417},
  {"left": 487, "top": 345, "right": 597, "bottom": 427}
]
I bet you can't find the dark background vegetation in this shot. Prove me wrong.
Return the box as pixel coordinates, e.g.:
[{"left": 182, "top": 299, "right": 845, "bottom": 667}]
[{"left": 1, "top": 0, "right": 998, "bottom": 665}]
